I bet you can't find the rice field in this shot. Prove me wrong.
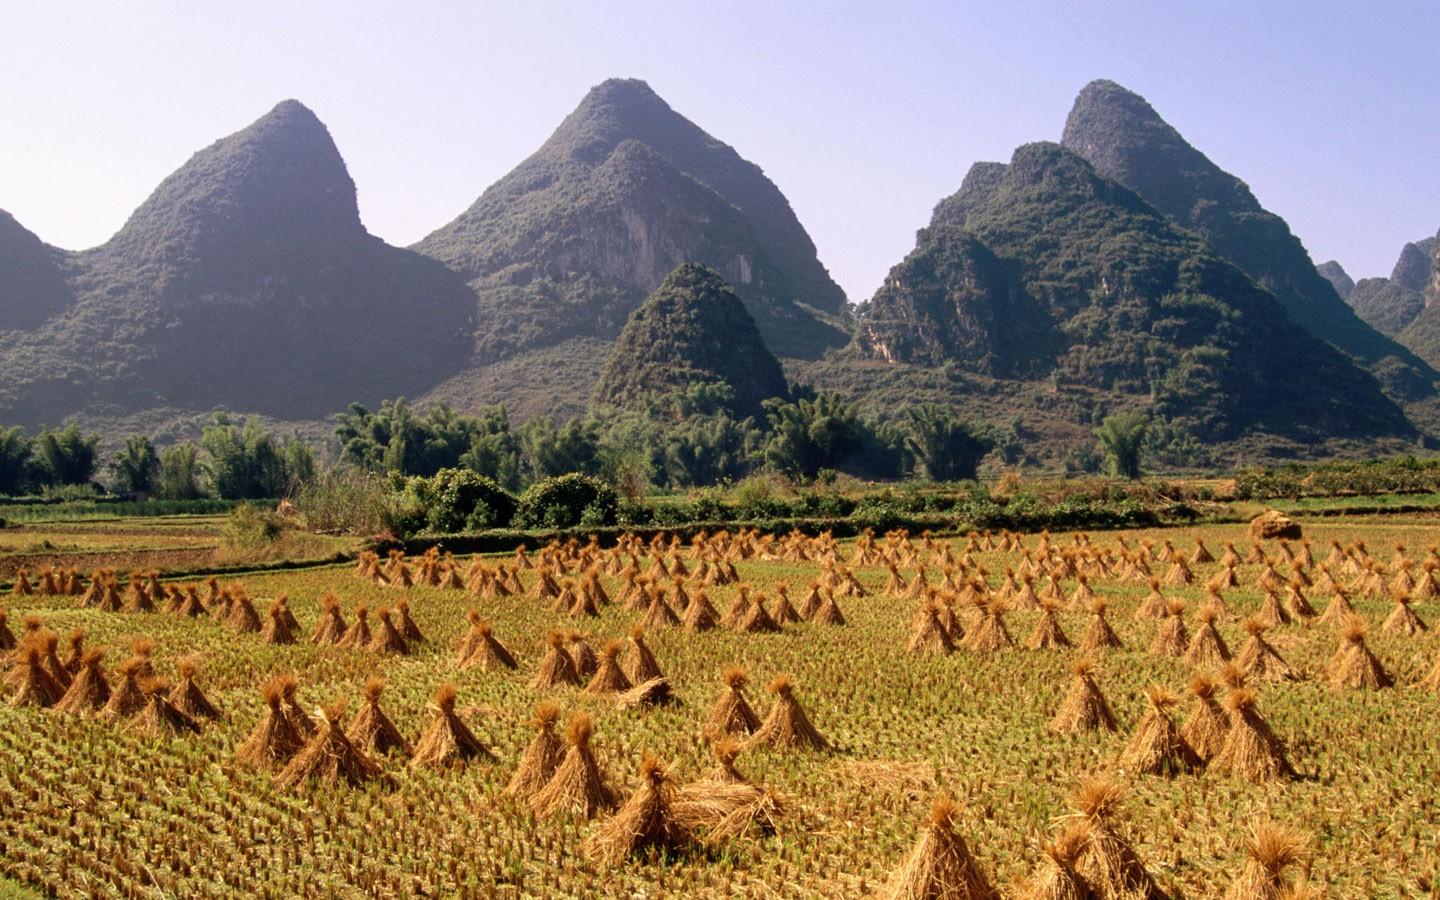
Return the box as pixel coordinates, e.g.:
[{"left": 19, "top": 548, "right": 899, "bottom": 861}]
[{"left": 1, "top": 515, "right": 1438, "bottom": 897}]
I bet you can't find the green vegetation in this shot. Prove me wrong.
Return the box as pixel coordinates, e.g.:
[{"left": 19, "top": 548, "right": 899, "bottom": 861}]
[
  {"left": 1061, "top": 79, "right": 1435, "bottom": 400},
  {"left": 903, "top": 405, "right": 995, "bottom": 481},
  {"left": 594, "top": 263, "right": 790, "bottom": 420},
  {"left": 515, "top": 473, "right": 619, "bottom": 529},
  {"left": 0, "top": 99, "right": 475, "bottom": 426},
  {"left": 413, "top": 78, "right": 849, "bottom": 361},
  {"left": 201, "top": 414, "right": 314, "bottom": 500},
  {"left": 108, "top": 435, "right": 160, "bottom": 495},
  {"left": 1095, "top": 412, "right": 1149, "bottom": 479}
]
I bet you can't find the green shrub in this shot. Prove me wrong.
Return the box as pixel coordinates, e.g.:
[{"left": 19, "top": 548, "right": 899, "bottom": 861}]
[
  {"left": 222, "top": 503, "right": 283, "bottom": 549},
  {"left": 516, "top": 474, "right": 618, "bottom": 529},
  {"left": 402, "top": 467, "right": 518, "bottom": 534}
]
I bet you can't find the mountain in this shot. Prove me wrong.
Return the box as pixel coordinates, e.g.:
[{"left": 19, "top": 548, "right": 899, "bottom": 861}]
[
  {"left": 593, "top": 263, "right": 788, "bottom": 419},
  {"left": 413, "top": 78, "right": 848, "bottom": 361},
  {"left": 0, "top": 101, "right": 475, "bottom": 425},
  {"left": 1336, "top": 229, "right": 1437, "bottom": 341},
  {"left": 1061, "top": 80, "right": 1436, "bottom": 400},
  {"left": 0, "top": 210, "right": 74, "bottom": 332},
  {"left": 1317, "top": 261, "right": 1354, "bottom": 301},
  {"left": 851, "top": 142, "right": 1412, "bottom": 445}
]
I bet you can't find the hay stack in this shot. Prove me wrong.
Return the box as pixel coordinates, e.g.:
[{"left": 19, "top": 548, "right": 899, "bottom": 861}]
[
  {"left": 623, "top": 627, "right": 664, "bottom": 684},
  {"left": 235, "top": 678, "right": 306, "bottom": 769},
  {"left": 876, "top": 796, "right": 999, "bottom": 900},
  {"left": 962, "top": 600, "right": 1012, "bottom": 652},
  {"left": 395, "top": 600, "right": 424, "bottom": 643},
  {"left": 1027, "top": 599, "right": 1072, "bottom": 651},
  {"left": 1050, "top": 660, "right": 1117, "bottom": 734},
  {"left": 346, "top": 678, "right": 410, "bottom": 756},
  {"left": 796, "top": 584, "right": 823, "bottom": 620},
  {"left": 640, "top": 593, "right": 681, "bottom": 630},
  {"left": 1249, "top": 510, "right": 1301, "bottom": 541},
  {"left": 772, "top": 586, "right": 802, "bottom": 625},
  {"left": 1079, "top": 600, "right": 1123, "bottom": 653},
  {"left": 582, "top": 755, "right": 692, "bottom": 864},
  {"left": 1223, "top": 820, "right": 1308, "bottom": 900},
  {"left": 226, "top": 592, "right": 261, "bottom": 633},
  {"left": 1119, "top": 686, "right": 1201, "bottom": 776},
  {"left": 585, "top": 640, "right": 633, "bottom": 695},
  {"left": 336, "top": 606, "right": 372, "bottom": 649},
  {"left": 1149, "top": 600, "right": 1188, "bottom": 658},
  {"left": 367, "top": 608, "right": 409, "bottom": 656},
  {"left": 1180, "top": 671, "right": 1226, "bottom": 760},
  {"left": 1326, "top": 618, "right": 1392, "bottom": 689},
  {"left": 260, "top": 601, "right": 295, "bottom": 645},
  {"left": 1316, "top": 590, "right": 1356, "bottom": 629},
  {"left": 1211, "top": 688, "right": 1294, "bottom": 783},
  {"left": 8, "top": 646, "right": 64, "bottom": 708},
  {"left": 1236, "top": 618, "right": 1300, "bottom": 683},
  {"left": 531, "top": 630, "right": 581, "bottom": 689},
  {"left": 567, "top": 632, "right": 598, "bottom": 678},
  {"left": 1183, "top": 607, "right": 1231, "bottom": 668},
  {"left": 55, "top": 649, "right": 110, "bottom": 714},
  {"left": 410, "top": 683, "right": 494, "bottom": 768},
  {"left": 0, "top": 610, "right": 13, "bottom": 652},
  {"left": 1018, "top": 822, "right": 1091, "bottom": 900},
  {"left": 721, "top": 587, "right": 752, "bottom": 629},
  {"left": 1382, "top": 593, "right": 1426, "bottom": 636},
  {"left": 681, "top": 589, "right": 718, "bottom": 633},
  {"left": 276, "top": 700, "right": 384, "bottom": 789},
  {"left": 169, "top": 658, "right": 222, "bottom": 722},
  {"left": 101, "top": 655, "right": 149, "bottom": 719},
  {"left": 704, "top": 666, "right": 760, "bottom": 740},
  {"left": 910, "top": 602, "right": 956, "bottom": 655},
  {"left": 310, "top": 594, "right": 347, "bottom": 645},
  {"left": 131, "top": 677, "right": 199, "bottom": 735},
  {"left": 530, "top": 712, "right": 618, "bottom": 819},
  {"left": 747, "top": 676, "right": 830, "bottom": 752},
  {"left": 735, "top": 594, "right": 781, "bottom": 633},
  {"left": 1136, "top": 579, "right": 1168, "bottom": 621},
  {"left": 459, "top": 617, "right": 518, "bottom": 671},
  {"left": 813, "top": 591, "right": 847, "bottom": 626},
  {"left": 504, "top": 701, "right": 565, "bottom": 798},
  {"left": 1070, "top": 777, "right": 1166, "bottom": 899}
]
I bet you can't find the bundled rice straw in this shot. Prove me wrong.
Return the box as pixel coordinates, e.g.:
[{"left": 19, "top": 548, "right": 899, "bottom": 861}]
[
  {"left": 1018, "top": 822, "right": 1090, "bottom": 900},
  {"left": 1211, "top": 688, "right": 1295, "bottom": 783},
  {"left": 1180, "top": 671, "right": 1226, "bottom": 760},
  {"left": 1119, "top": 685, "right": 1201, "bottom": 776},
  {"left": 310, "top": 594, "right": 347, "bottom": 645},
  {"left": 531, "top": 630, "right": 581, "bottom": 689},
  {"left": 705, "top": 666, "right": 760, "bottom": 740},
  {"left": 585, "top": 640, "right": 633, "bottom": 695},
  {"left": 1027, "top": 600, "right": 1072, "bottom": 651},
  {"left": 1223, "top": 820, "right": 1309, "bottom": 900},
  {"left": 876, "top": 796, "right": 999, "bottom": 900},
  {"left": 235, "top": 678, "right": 306, "bottom": 769},
  {"left": 746, "top": 676, "right": 830, "bottom": 751},
  {"left": 1079, "top": 599, "right": 1123, "bottom": 653},
  {"left": 169, "top": 658, "right": 222, "bottom": 721},
  {"left": 1050, "top": 660, "right": 1117, "bottom": 734},
  {"left": 1069, "top": 777, "right": 1166, "bottom": 899},
  {"left": 623, "top": 627, "right": 664, "bottom": 683},
  {"left": 410, "top": 683, "right": 494, "bottom": 768},
  {"left": 1326, "top": 618, "right": 1392, "bottom": 689},
  {"left": 1236, "top": 618, "right": 1300, "bottom": 683},
  {"left": 582, "top": 755, "right": 692, "bottom": 864},
  {"left": 276, "top": 700, "right": 384, "bottom": 789},
  {"left": 346, "top": 677, "right": 410, "bottom": 756},
  {"left": 530, "top": 712, "right": 618, "bottom": 819},
  {"left": 504, "top": 701, "right": 565, "bottom": 798},
  {"left": 55, "top": 649, "right": 110, "bottom": 714}
]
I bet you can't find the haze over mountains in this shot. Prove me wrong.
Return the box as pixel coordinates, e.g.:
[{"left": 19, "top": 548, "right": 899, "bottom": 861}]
[{"left": 0, "top": 79, "right": 1434, "bottom": 463}]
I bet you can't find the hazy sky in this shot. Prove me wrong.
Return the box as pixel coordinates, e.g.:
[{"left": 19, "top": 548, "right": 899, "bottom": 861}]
[{"left": 2, "top": 1, "right": 1436, "bottom": 303}]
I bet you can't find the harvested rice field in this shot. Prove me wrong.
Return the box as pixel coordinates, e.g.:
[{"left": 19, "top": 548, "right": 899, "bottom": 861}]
[{"left": 1, "top": 516, "right": 1438, "bottom": 898}]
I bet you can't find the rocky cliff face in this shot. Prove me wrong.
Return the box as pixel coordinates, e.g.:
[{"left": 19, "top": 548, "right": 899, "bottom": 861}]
[
  {"left": 594, "top": 263, "right": 789, "bottom": 419},
  {"left": 1061, "top": 80, "right": 1436, "bottom": 401},
  {"left": 1317, "top": 260, "right": 1354, "bottom": 301},
  {"left": 0, "top": 210, "right": 74, "bottom": 332},
  {"left": 0, "top": 101, "right": 475, "bottom": 424},
  {"left": 414, "top": 78, "right": 848, "bottom": 360},
  {"left": 853, "top": 141, "right": 1413, "bottom": 444}
]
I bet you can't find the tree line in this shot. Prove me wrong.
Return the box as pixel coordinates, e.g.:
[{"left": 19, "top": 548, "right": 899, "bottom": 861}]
[{"left": 0, "top": 386, "right": 1152, "bottom": 500}]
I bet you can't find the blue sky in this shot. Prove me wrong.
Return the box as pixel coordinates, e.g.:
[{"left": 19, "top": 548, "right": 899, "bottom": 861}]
[{"left": 2, "top": 1, "right": 1436, "bottom": 303}]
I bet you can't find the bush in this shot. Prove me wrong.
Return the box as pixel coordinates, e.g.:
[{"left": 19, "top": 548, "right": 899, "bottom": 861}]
[
  {"left": 402, "top": 467, "right": 518, "bottom": 535},
  {"left": 222, "top": 503, "right": 283, "bottom": 549},
  {"left": 294, "top": 467, "right": 404, "bottom": 535},
  {"left": 515, "top": 474, "right": 618, "bottom": 529}
]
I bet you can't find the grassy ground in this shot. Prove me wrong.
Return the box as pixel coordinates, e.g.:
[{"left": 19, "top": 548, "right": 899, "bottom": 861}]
[{"left": 0, "top": 516, "right": 1437, "bottom": 896}]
